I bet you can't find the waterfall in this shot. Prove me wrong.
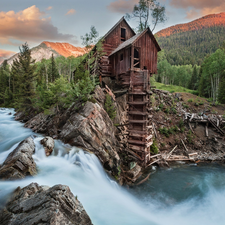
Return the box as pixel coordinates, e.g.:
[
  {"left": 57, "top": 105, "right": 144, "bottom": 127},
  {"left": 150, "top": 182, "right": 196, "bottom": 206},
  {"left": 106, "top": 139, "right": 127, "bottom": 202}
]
[{"left": 1, "top": 108, "right": 225, "bottom": 225}]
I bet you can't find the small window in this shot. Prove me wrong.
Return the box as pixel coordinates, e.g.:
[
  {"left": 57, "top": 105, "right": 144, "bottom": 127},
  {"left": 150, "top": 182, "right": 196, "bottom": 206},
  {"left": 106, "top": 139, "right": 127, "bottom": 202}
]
[
  {"left": 121, "top": 28, "right": 126, "bottom": 41},
  {"left": 120, "top": 53, "right": 124, "bottom": 61}
]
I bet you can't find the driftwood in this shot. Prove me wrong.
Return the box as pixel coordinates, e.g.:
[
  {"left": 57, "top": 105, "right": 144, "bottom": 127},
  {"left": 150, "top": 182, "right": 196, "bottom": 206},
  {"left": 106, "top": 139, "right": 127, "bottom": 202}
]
[
  {"left": 166, "top": 145, "right": 177, "bottom": 159},
  {"left": 150, "top": 154, "right": 161, "bottom": 159},
  {"left": 205, "top": 124, "right": 209, "bottom": 137},
  {"left": 147, "top": 158, "right": 161, "bottom": 167},
  {"left": 188, "top": 122, "right": 195, "bottom": 134},
  {"left": 181, "top": 139, "right": 189, "bottom": 158},
  {"left": 136, "top": 172, "right": 151, "bottom": 186}
]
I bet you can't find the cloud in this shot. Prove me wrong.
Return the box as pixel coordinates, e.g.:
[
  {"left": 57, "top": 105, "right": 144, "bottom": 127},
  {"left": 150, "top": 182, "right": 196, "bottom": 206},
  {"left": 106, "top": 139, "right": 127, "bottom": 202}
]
[
  {"left": 66, "top": 9, "right": 76, "bottom": 15},
  {"left": 0, "top": 49, "right": 16, "bottom": 64},
  {"left": 107, "top": 0, "right": 139, "bottom": 13},
  {"left": 170, "top": 0, "right": 225, "bottom": 19},
  {"left": 108, "top": 0, "right": 166, "bottom": 13},
  {"left": 0, "top": 5, "right": 78, "bottom": 46},
  {"left": 46, "top": 6, "right": 53, "bottom": 11}
]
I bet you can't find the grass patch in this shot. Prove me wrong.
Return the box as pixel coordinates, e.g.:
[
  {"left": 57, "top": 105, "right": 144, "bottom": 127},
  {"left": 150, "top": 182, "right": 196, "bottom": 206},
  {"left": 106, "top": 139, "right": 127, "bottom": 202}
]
[{"left": 154, "top": 82, "right": 195, "bottom": 94}]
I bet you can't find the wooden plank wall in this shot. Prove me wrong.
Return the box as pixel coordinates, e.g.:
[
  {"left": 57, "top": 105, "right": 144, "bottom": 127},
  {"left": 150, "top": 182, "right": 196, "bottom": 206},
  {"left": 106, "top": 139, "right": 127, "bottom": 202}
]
[
  {"left": 134, "top": 32, "right": 158, "bottom": 74},
  {"left": 103, "top": 20, "right": 135, "bottom": 56},
  {"left": 110, "top": 47, "right": 131, "bottom": 76}
]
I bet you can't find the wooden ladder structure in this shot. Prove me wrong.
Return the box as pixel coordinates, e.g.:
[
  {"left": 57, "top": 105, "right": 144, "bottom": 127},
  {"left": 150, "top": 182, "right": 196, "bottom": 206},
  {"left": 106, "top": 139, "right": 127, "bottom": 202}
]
[{"left": 127, "top": 70, "right": 153, "bottom": 167}]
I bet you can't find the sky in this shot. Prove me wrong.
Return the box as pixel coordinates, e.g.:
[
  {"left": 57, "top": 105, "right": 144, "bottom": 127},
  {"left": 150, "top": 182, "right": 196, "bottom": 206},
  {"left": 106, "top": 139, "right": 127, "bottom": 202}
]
[{"left": 0, "top": 0, "right": 225, "bottom": 61}]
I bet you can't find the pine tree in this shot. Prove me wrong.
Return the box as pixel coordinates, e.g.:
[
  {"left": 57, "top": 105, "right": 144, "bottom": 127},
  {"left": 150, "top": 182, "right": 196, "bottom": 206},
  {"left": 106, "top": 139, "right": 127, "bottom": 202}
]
[
  {"left": 188, "top": 65, "right": 199, "bottom": 90},
  {"left": 218, "top": 74, "right": 225, "bottom": 103},
  {"left": 47, "top": 54, "right": 59, "bottom": 83},
  {"left": 11, "top": 42, "right": 37, "bottom": 109},
  {"left": 0, "top": 60, "right": 10, "bottom": 105}
]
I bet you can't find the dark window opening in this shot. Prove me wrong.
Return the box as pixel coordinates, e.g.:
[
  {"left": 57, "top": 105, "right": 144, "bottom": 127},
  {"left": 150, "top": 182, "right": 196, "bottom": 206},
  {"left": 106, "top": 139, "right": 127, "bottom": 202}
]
[
  {"left": 144, "top": 66, "right": 147, "bottom": 70},
  {"left": 134, "top": 48, "right": 140, "bottom": 68},
  {"left": 120, "top": 53, "right": 124, "bottom": 61},
  {"left": 121, "top": 28, "right": 126, "bottom": 41}
]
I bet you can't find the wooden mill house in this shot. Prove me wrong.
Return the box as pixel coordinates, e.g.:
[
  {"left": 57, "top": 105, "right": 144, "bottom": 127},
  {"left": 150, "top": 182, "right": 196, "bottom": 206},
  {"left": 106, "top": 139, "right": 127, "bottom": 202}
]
[{"left": 76, "top": 17, "right": 161, "bottom": 166}]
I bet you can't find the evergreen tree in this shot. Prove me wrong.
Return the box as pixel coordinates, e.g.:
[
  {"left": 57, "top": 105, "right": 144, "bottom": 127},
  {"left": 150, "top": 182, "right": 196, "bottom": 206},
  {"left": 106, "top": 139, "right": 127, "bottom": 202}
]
[
  {"left": 218, "top": 74, "right": 225, "bottom": 103},
  {"left": 11, "top": 42, "right": 37, "bottom": 109},
  {"left": 188, "top": 65, "right": 199, "bottom": 90},
  {"left": 0, "top": 60, "right": 10, "bottom": 106},
  {"left": 47, "top": 54, "right": 59, "bottom": 83}
]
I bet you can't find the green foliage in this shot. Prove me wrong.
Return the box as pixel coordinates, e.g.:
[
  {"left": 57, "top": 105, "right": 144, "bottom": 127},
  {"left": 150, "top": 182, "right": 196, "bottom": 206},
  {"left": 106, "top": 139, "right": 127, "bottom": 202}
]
[
  {"left": 164, "top": 108, "right": 169, "bottom": 114},
  {"left": 10, "top": 43, "right": 37, "bottom": 110},
  {"left": 150, "top": 139, "right": 159, "bottom": 154},
  {"left": 126, "top": 0, "right": 166, "bottom": 32},
  {"left": 157, "top": 26, "right": 225, "bottom": 66},
  {"left": 187, "top": 130, "right": 194, "bottom": 144},
  {"left": 199, "top": 48, "right": 225, "bottom": 103},
  {"left": 188, "top": 99, "right": 193, "bottom": 102},
  {"left": 104, "top": 93, "right": 116, "bottom": 120},
  {"left": 178, "top": 119, "right": 184, "bottom": 128},
  {"left": 154, "top": 82, "right": 195, "bottom": 94},
  {"left": 72, "top": 71, "right": 96, "bottom": 102}
]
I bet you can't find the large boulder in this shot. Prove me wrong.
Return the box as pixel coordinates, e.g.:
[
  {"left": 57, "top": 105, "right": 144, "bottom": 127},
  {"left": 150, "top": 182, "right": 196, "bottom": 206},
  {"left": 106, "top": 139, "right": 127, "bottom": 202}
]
[
  {"left": 0, "top": 137, "right": 37, "bottom": 180},
  {"left": 59, "top": 100, "right": 121, "bottom": 175},
  {"left": 40, "top": 136, "right": 54, "bottom": 156},
  {"left": 24, "top": 87, "right": 122, "bottom": 177},
  {"left": 0, "top": 182, "right": 93, "bottom": 225}
]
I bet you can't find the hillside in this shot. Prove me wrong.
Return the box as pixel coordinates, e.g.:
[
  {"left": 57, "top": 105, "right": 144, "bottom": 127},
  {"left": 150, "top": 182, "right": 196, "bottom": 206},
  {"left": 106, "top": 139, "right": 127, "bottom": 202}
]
[
  {"left": 5, "top": 42, "right": 88, "bottom": 65},
  {"left": 156, "top": 12, "right": 225, "bottom": 65}
]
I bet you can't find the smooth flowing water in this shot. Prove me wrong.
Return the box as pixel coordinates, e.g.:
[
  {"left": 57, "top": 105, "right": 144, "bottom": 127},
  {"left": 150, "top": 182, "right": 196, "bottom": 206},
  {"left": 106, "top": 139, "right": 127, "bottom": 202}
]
[{"left": 0, "top": 108, "right": 225, "bottom": 225}]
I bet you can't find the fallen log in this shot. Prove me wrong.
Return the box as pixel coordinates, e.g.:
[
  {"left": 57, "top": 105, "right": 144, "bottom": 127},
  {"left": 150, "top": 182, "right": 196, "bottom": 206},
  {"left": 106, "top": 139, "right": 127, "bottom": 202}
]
[
  {"left": 181, "top": 139, "right": 189, "bottom": 156},
  {"left": 166, "top": 145, "right": 177, "bottom": 159}
]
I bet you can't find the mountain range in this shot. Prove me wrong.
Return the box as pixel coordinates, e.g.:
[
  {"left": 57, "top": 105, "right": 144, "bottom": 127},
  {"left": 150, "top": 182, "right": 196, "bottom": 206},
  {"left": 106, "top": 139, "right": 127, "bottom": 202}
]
[{"left": 3, "top": 41, "right": 88, "bottom": 65}]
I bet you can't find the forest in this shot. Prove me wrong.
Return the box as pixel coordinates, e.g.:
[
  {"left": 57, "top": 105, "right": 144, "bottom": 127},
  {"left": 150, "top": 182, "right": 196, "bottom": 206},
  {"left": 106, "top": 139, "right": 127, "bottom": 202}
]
[
  {"left": 156, "top": 45, "right": 225, "bottom": 104},
  {"left": 157, "top": 26, "right": 225, "bottom": 65},
  {"left": 0, "top": 43, "right": 100, "bottom": 113}
]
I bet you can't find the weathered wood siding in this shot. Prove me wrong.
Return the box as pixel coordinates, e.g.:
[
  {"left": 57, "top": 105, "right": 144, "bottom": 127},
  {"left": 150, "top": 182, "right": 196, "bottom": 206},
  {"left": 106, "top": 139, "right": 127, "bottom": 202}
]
[
  {"left": 103, "top": 20, "right": 135, "bottom": 55},
  {"left": 133, "top": 32, "right": 158, "bottom": 74},
  {"left": 110, "top": 47, "right": 131, "bottom": 77}
]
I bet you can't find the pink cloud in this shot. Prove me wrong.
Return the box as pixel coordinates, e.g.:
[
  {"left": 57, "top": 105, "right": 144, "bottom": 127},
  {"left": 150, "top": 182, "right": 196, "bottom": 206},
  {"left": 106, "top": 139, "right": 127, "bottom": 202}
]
[
  {"left": 66, "top": 9, "right": 76, "bottom": 15},
  {"left": 170, "top": 0, "right": 225, "bottom": 18},
  {"left": 0, "top": 5, "right": 77, "bottom": 46},
  {"left": 108, "top": 0, "right": 139, "bottom": 13}
]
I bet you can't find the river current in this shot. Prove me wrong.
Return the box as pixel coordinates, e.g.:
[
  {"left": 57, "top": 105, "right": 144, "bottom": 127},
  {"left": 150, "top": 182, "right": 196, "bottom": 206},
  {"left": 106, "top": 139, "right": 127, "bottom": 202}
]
[{"left": 0, "top": 108, "right": 225, "bottom": 225}]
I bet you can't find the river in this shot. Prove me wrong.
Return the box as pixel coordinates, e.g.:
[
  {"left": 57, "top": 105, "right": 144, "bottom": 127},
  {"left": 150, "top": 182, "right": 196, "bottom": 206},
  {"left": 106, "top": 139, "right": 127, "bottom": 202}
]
[{"left": 0, "top": 108, "right": 225, "bottom": 225}]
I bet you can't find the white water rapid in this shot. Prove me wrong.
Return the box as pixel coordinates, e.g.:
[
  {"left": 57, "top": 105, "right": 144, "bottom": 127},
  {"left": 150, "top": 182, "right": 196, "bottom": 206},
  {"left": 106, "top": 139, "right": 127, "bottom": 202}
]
[{"left": 1, "top": 108, "right": 225, "bottom": 225}]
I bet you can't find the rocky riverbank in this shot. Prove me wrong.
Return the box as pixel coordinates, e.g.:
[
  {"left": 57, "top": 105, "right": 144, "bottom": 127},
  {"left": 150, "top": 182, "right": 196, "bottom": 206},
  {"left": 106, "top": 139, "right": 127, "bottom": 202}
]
[
  {"left": 0, "top": 137, "right": 93, "bottom": 225},
  {"left": 14, "top": 86, "right": 225, "bottom": 185}
]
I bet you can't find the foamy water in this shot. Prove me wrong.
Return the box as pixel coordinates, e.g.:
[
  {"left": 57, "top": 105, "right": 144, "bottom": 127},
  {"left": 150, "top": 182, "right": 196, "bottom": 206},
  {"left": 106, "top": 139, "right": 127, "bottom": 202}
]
[{"left": 1, "top": 108, "right": 225, "bottom": 225}]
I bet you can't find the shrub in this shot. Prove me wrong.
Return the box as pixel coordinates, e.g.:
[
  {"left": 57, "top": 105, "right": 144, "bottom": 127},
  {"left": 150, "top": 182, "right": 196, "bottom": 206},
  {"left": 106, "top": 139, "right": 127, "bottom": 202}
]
[
  {"left": 150, "top": 139, "right": 158, "bottom": 154},
  {"left": 188, "top": 99, "right": 193, "bottom": 103},
  {"left": 105, "top": 93, "right": 116, "bottom": 120}
]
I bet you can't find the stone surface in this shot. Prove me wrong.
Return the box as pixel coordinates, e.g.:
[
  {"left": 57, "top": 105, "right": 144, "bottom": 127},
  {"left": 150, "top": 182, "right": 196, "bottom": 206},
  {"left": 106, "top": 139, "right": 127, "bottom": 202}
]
[
  {"left": 23, "top": 86, "right": 121, "bottom": 177},
  {"left": 40, "top": 136, "right": 55, "bottom": 156},
  {"left": 0, "top": 137, "right": 37, "bottom": 180},
  {"left": 0, "top": 182, "right": 93, "bottom": 225}
]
